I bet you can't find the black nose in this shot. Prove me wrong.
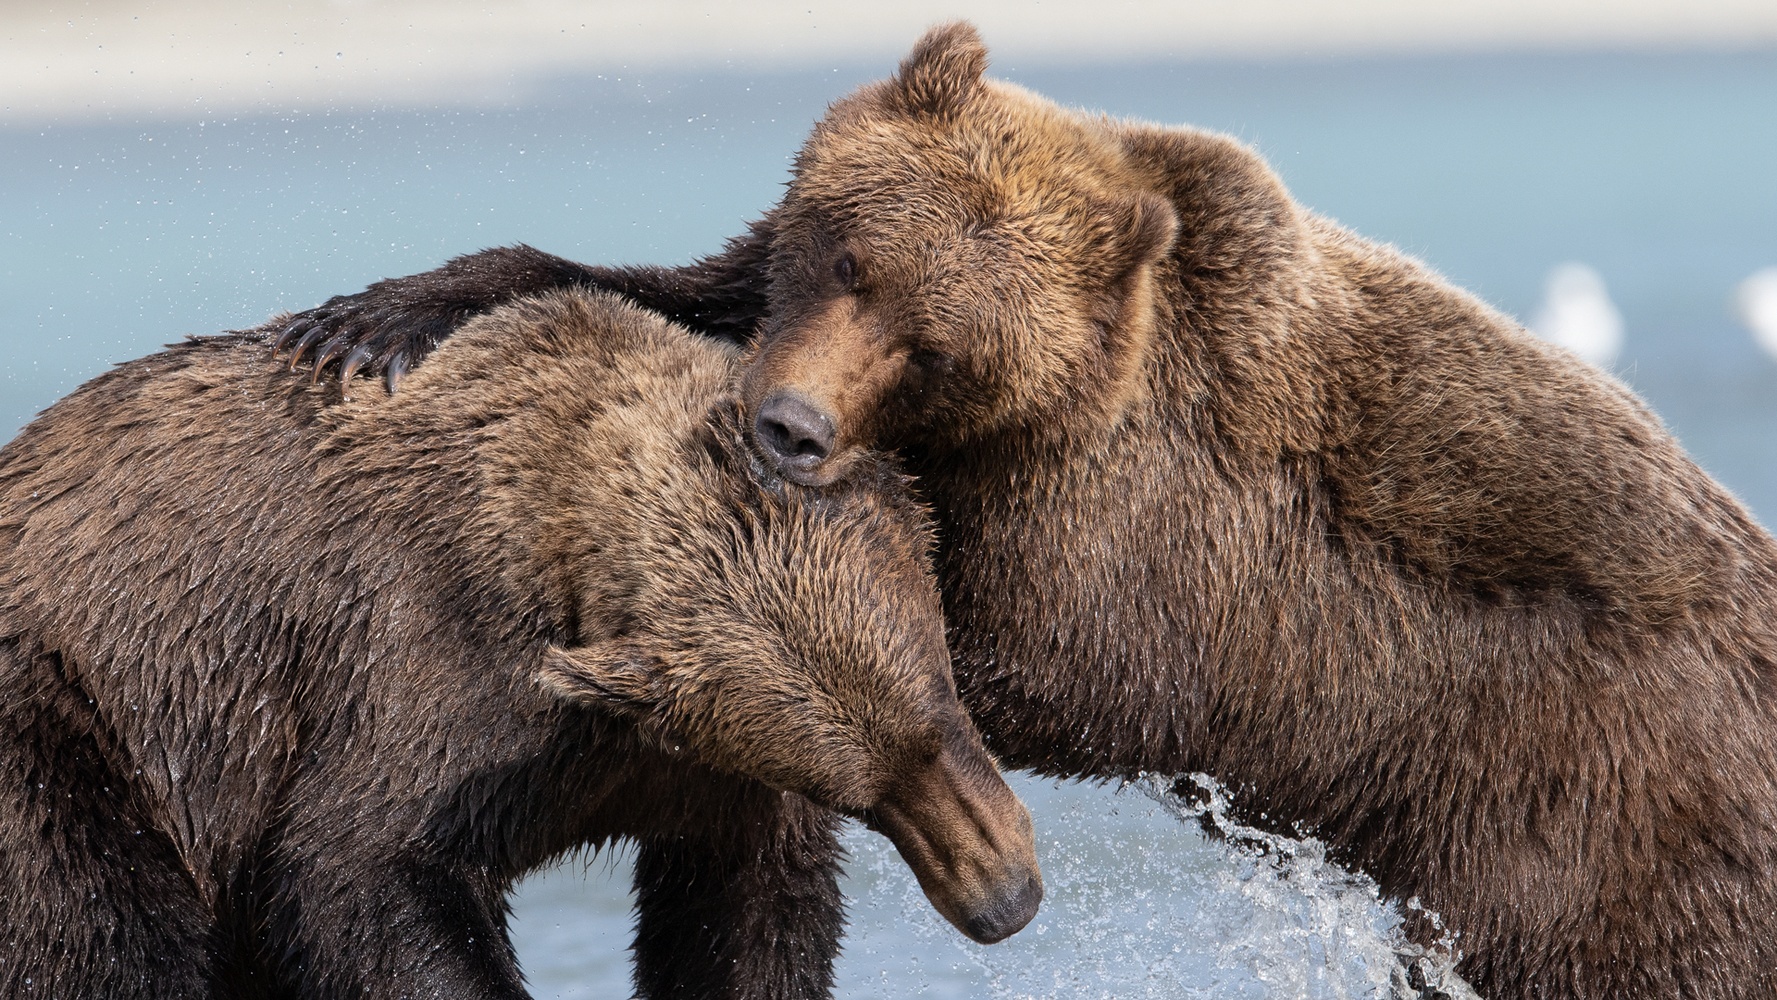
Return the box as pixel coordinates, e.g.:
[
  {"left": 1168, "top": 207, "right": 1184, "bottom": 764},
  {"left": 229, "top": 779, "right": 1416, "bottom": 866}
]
[
  {"left": 962, "top": 866, "right": 1044, "bottom": 944},
  {"left": 755, "top": 392, "right": 836, "bottom": 471}
]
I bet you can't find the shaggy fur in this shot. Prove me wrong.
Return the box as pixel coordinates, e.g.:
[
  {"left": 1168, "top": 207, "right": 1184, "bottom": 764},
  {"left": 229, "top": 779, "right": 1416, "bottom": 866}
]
[
  {"left": 271, "top": 25, "right": 1777, "bottom": 1000},
  {"left": 0, "top": 290, "right": 1038, "bottom": 1000}
]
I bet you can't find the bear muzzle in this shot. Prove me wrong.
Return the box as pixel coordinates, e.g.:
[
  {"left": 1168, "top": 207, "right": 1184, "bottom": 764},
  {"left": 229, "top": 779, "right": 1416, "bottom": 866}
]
[
  {"left": 862, "top": 741, "right": 1043, "bottom": 944},
  {"left": 743, "top": 299, "right": 907, "bottom": 486}
]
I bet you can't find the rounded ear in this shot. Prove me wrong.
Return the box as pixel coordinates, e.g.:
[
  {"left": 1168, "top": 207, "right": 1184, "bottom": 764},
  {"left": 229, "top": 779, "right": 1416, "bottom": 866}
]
[
  {"left": 1130, "top": 192, "right": 1181, "bottom": 267},
  {"left": 894, "top": 22, "right": 988, "bottom": 119},
  {"left": 1104, "top": 191, "right": 1180, "bottom": 279},
  {"left": 538, "top": 642, "right": 659, "bottom": 712},
  {"left": 1113, "top": 126, "right": 1298, "bottom": 286}
]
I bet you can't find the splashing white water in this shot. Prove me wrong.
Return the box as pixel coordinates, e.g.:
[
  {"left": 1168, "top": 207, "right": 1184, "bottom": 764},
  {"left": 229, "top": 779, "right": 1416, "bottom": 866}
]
[
  {"left": 1738, "top": 267, "right": 1777, "bottom": 362},
  {"left": 507, "top": 771, "right": 1484, "bottom": 999},
  {"left": 509, "top": 773, "right": 1485, "bottom": 998},
  {"left": 1140, "top": 774, "right": 1478, "bottom": 1000},
  {"left": 1531, "top": 262, "right": 1623, "bottom": 367},
  {"left": 832, "top": 773, "right": 1481, "bottom": 1000}
]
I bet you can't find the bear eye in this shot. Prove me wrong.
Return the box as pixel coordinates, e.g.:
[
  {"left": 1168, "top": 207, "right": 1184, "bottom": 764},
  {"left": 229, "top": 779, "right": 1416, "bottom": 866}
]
[
  {"left": 833, "top": 252, "right": 859, "bottom": 290},
  {"left": 908, "top": 348, "right": 954, "bottom": 377}
]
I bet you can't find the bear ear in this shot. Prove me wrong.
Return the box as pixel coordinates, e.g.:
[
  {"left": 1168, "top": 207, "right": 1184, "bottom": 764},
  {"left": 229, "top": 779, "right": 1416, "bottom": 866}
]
[
  {"left": 1087, "top": 191, "right": 1187, "bottom": 280},
  {"left": 538, "top": 642, "right": 660, "bottom": 712},
  {"left": 1110, "top": 191, "right": 1180, "bottom": 276},
  {"left": 893, "top": 22, "right": 988, "bottom": 119}
]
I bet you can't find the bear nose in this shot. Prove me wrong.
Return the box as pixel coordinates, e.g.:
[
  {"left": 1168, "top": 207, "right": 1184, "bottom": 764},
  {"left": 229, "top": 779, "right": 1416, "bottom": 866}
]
[
  {"left": 962, "top": 865, "right": 1044, "bottom": 945},
  {"left": 755, "top": 391, "right": 837, "bottom": 472}
]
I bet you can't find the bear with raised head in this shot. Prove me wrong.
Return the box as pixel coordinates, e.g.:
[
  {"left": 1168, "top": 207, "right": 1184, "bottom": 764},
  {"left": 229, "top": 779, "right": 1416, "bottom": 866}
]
[
  {"left": 273, "top": 24, "right": 1777, "bottom": 1000},
  {"left": 0, "top": 289, "right": 1040, "bottom": 1000}
]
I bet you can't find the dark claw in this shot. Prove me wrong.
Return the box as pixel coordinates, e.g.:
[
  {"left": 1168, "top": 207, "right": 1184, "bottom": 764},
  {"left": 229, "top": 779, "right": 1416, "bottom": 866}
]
[
  {"left": 340, "top": 344, "right": 377, "bottom": 385},
  {"left": 385, "top": 350, "right": 413, "bottom": 394},
  {"left": 309, "top": 337, "right": 353, "bottom": 383},
  {"left": 287, "top": 325, "right": 331, "bottom": 370},
  {"left": 273, "top": 317, "right": 313, "bottom": 354}
]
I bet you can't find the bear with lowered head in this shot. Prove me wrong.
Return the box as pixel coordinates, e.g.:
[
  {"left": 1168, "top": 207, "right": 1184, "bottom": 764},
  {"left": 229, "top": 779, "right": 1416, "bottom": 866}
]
[
  {"left": 0, "top": 289, "right": 1040, "bottom": 1000},
  {"left": 276, "top": 24, "right": 1777, "bottom": 1000}
]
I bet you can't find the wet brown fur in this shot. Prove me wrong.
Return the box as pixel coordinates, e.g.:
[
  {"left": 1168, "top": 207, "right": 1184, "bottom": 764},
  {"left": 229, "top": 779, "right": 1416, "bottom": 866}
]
[
  {"left": 0, "top": 289, "right": 1037, "bottom": 1000},
  {"left": 736, "top": 25, "right": 1777, "bottom": 999},
  {"left": 265, "top": 25, "right": 1777, "bottom": 999}
]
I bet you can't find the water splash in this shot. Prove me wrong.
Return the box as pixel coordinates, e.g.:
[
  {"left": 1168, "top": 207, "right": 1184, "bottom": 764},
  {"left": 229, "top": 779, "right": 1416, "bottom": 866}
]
[
  {"left": 1138, "top": 774, "right": 1478, "bottom": 1000},
  {"left": 509, "top": 772, "right": 1484, "bottom": 998},
  {"left": 834, "top": 772, "right": 1483, "bottom": 1000}
]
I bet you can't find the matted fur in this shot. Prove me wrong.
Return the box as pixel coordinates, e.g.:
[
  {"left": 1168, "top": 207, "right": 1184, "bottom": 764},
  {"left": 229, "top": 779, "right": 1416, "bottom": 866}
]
[
  {"left": 0, "top": 290, "right": 1036, "bottom": 999},
  {"left": 270, "top": 24, "right": 1777, "bottom": 1000},
  {"left": 748, "top": 26, "right": 1777, "bottom": 999}
]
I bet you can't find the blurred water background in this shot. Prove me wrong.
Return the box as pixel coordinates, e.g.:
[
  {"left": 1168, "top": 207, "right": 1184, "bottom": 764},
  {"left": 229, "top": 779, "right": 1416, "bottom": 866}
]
[{"left": 4, "top": 3, "right": 1776, "bottom": 996}]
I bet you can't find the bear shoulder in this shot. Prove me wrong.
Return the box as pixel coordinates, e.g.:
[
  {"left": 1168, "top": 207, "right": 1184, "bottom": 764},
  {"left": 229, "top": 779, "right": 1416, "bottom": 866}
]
[{"left": 1303, "top": 222, "right": 1769, "bottom": 618}]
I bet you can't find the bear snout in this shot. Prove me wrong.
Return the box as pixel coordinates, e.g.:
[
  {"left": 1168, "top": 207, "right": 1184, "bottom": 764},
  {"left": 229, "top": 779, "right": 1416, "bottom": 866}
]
[
  {"left": 755, "top": 389, "right": 838, "bottom": 482},
  {"left": 864, "top": 742, "right": 1043, "bottom": 944}
]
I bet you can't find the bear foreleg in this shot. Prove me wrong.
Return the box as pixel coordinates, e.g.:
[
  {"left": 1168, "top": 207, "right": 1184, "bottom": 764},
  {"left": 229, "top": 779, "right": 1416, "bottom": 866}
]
[
  {"left": 262, "top": 838, "right": 531, "bottom": 998},
  {"left": 630, "top": 788, "right": 845, "bottom": 1000},
  {"left": 271, "top": 227, "right": 773, "bottom": 391},
  {"left": 0, "top": 645, "right": 217, "bottom": 999}
]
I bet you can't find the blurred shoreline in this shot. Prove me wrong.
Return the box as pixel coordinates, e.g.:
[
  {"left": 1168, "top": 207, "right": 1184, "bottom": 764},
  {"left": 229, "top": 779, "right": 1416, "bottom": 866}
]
[{"left": 8, "top": 0, "right": 1777, "bottom": 124}]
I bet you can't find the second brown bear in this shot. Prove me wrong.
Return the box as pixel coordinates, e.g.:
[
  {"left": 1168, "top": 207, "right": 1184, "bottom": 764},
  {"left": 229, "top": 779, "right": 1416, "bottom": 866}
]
[{"left": 0, "top": 290, "right": 1039, "bottom": 1000}]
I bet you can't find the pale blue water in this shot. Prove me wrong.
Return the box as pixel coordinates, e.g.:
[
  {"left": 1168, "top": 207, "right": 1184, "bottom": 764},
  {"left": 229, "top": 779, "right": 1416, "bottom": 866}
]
[
  {"left": 511, "top": 774, "right": 1472, "bottom": 1000},
  {"left": 511, "top": 774, "right": 1458, "bottom": 1000},
  {"left": 5, "top": 50, "right": 1775, "bottom": 997}
]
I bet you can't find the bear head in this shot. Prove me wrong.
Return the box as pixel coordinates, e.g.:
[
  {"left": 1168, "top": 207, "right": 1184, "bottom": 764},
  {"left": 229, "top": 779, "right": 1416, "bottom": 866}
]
[
  {"left": 743, "top": 22, "right": 1179, "bottom": 485},
  {"left": 450, "top": 293, "right": 1041, "bottom": 942}
]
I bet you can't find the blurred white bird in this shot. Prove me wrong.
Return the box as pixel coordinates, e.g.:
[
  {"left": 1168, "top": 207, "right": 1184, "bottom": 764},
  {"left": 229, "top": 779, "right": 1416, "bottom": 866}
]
[
  {"left": 1737, "top": 267, "right": 1777, "bottom": 362},
  {"left": 1531, "top": 262, "right": 1624, "bottom": 368}
]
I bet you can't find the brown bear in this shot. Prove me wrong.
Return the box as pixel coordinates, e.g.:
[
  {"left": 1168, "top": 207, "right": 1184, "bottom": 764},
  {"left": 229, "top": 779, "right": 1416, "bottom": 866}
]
[
  {"left": 269, "top": 24, "right": 1777, "bottom": 1000},
  {"left": 0, "top": 289, "right": 1041, "bottom": 1000}
]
